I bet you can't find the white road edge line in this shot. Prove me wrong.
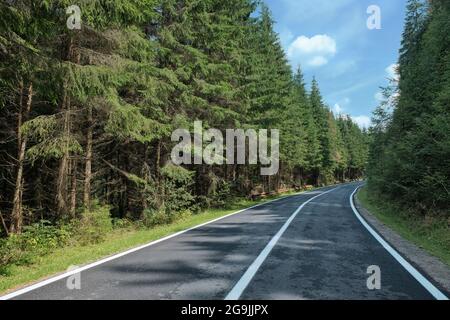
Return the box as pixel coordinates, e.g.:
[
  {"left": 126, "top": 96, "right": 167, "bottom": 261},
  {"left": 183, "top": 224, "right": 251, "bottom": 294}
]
[
  {"left": 350, "top": 186, "right": 448, "bottom": 301},
  {"left": 225, "top": 187, "right": 339, "bottom": 300},
  {"left": 0, "top": 187, "right": 327, "bottom": 300}
]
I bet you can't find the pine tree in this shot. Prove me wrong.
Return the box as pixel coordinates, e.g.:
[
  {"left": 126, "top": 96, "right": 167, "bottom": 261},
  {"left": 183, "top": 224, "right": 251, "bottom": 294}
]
[
  {"left": 0, "top": 1, "right": 370, "bottom": 236},
  {"left": 308, "top": 78, "right": 328, "bottom": 184},
  {"left": 281, "top": 67, "right": 309, "bottom": 186},
  {"left": 368, "top": 0, "right": 450, "bottom": 214},
  {"left": 0, "top": 0, "right": 48, "bottom": 233}
]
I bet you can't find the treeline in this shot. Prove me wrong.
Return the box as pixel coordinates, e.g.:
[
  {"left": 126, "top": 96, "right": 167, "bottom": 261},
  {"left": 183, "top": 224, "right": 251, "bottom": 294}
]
[
  {"left": 0, "top": 0, "right": 368, "bottom": 236},
  {"left": 368, "top": 0, "right": 449, "bottom": 215}
]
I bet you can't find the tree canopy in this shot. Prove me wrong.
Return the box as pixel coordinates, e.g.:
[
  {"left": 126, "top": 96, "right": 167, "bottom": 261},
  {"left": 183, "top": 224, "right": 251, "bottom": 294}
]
[
  {"left": 0, "top": 0, "right": 368, "bottom": 235},
  {"left": 367, "top": 0, "right": 450, "bottom": 216}
]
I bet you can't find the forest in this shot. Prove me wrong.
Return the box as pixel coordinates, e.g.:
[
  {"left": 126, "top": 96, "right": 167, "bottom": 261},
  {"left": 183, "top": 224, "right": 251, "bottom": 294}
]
[
  {"left": 0, "top": 0, "right": 369, "bottom": 244},
  {"left": 0, "top": 0, "right": 449, "bottom": 301},
  {"left": 367, "top": 0, "right": 450, "bottom": 218}
]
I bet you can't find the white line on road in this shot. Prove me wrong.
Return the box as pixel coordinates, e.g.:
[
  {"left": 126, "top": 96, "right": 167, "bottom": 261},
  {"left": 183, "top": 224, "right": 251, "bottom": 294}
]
[
  {"left": 225, "top": 187, "right": 339, "bottom": 300},
  {"left": 0, "top": 187, "right": 327, "bottom": 300},
  {"left": 350, "top": 186, "right": 448, "bottom": 301}
]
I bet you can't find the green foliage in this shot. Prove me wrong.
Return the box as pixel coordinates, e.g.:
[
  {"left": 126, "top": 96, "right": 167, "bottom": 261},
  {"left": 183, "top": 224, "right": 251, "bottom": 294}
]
[
  {"left": 0, "top": 0, "right": 369, "bottom": 267},
  {"left": 159, "top": 164, "right": 196, "bottom": 213},
  {"left": 75, "top": 204, "right": 113, "bottom": 245},
  {"left": 105, "top": 94, "right": 162, "bottom": 143},
  {"left": 196, "top": 177, "right": 233, "bottom": 209},
  {"left": 0, "top": 221, "right": 72, "bottom": 274},
  {"left": 368, "top": 0, "right": 450, "bottom": 215},
  {"left": 141, "top": 209, "right": 192, "bottom": 228}
]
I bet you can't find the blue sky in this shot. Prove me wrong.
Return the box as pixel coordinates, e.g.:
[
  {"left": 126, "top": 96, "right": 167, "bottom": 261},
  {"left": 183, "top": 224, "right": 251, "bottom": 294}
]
[{"left": 264, "top": 0, "right": 407, "bottom": 128}]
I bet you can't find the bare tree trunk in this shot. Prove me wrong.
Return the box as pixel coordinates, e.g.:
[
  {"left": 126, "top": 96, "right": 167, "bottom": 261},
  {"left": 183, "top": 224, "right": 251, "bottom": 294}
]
[
  {"left": 57, "top": 35, "right": 79, "bottom": 217},
  {"left": 10, "top": 82, "right": 32, "bottom": 234},
  {"left": 141, "top": 144, "right": 150, "bottom": 217},
  {"left": 83, "top": 104, "right": 93, "bottom": 210},
  {"left": 69, "top": 158, "right": 78, "bottom": 217},
  {"left": 56, "top": 91, "right": 69, "bottom": 217},
  {"left": 56, "top": 155, "right": 69, "bottom": 216},
  {"left": 156, "top": 140, "right": 161, "bottom": 178},
  {"left": 276, "top": 163, "right": 281, "bottom": 191},
  {"left": 225, "top": 164, "right": 229, "bottom": 181},
  {"left": 155, "top": 140, "right": 164, "bottom": 208},
  {"left": 1, "top": 208, "right": 9, "bottom": 236}
]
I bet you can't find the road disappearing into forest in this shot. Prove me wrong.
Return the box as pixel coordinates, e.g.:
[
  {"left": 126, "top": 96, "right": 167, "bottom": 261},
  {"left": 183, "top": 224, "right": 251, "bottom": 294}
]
[{"left": 2, "top": 183, "right": 447, "bottom": 300}]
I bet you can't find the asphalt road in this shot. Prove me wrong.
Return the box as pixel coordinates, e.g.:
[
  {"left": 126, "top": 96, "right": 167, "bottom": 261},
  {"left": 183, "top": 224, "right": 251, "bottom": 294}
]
[{"left": 5, "top": 183, "right": 443, "bottom": 300}]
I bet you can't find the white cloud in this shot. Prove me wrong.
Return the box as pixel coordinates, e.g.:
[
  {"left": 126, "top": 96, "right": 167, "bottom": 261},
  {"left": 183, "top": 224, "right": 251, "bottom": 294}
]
[
  {"left": 287, "top": 34, "right": 337, "bottom": 68},
  {"left": 332, "top": 97, "right": 350, "bottom": 114},
  {"left": 278, "top": 28, "right": 294, "bottom": 50},
  {"left": 352, "top": 115, "right": 371, "bottom": 129},
  {"left": 372, "top": 64, "right": 399, "bottom": 105},
  {"left": 375, "top": 90, "right": 400, "bottom": 107},
  {"left": 288, "top": 35, "right": 336, "bottom": 56},
  {"left": 333, "top": 103, "right": 343, "bottom": 114},
  {"left": 308, "top": 56, "right": 328, "bottom": 67},
  {"left": 374, "top": 92, "right": 384, "bottom": 101},
  {"left": 386, "top": 63, "right": 399, "bottom": 81}
]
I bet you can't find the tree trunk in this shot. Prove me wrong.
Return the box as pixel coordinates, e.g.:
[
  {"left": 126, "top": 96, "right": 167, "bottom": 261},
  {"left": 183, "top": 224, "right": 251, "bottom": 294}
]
[
  {"left": 57, "top": 35, "right": 79, "bottom": 217},
  {"left": 83, "top": 104, "right": 93, "bottom": 209},
  {"left": 10, "top": 82, "right": 32, "bottom": 234},
  {"left": 155, "top": 140, "right": 164, "bottom": 208},
  {"left": 141, "top": 144, "right": 150, "bottom": 217},
  {"left": 69, "top": 158, "right": 78, "bottom": 217},
  {"left": 276, "top": 162, "right": 282, "bottom": 191},
  {"left": 0, "top": 208, "right": 8, "bottom": 236},
  {"left": 56, "top": 91, "right": 69, "bottom": 217}
]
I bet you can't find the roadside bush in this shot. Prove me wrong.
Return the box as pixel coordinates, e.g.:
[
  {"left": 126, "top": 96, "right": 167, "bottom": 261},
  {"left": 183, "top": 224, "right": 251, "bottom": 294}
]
[
  {"left": 112, "top": 217, "right": 134, "bottom": 230},
  {"left": 160, "top": 164, "right": 195, "bottom": 213},
  {"left": 74, "top": 204, "right": 113, "bottom": 245},
  {"left": 195, "top": 179, "right": 232, "bottom": 210},
  {"left": 0, "top": 221, "right": 72, "bottom": 274},
  {"left": 142, "top": 209, "right": 169, "bottom": 227},
  {"left": 141, "top": 208, "right": 192, "bottom": 228},
  {"left": 0, "top": 236, "right": 24, "bottom": 273},
  {"left": 21, "top": 221, "right": 72, "bottom": 253}
]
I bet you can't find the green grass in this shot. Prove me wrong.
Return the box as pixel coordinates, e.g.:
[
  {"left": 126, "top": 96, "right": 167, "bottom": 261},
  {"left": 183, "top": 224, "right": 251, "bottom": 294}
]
[
  {"left": 357, "top": 186, "right": 450, "bottom": 267},
  {"left": 0, "top": 192, "right": 295, "bottom": 295}
]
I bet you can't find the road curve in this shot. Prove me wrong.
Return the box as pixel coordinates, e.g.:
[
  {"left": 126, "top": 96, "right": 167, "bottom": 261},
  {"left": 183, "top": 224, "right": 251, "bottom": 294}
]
[{"left": 3, "top": 183, "right": 444, "bottom": 300}]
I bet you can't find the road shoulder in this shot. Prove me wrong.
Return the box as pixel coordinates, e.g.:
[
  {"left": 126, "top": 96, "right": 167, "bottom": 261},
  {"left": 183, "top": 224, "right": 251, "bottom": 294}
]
[{"left": 355, "top": 189, "right": 450, "bottom": 294}]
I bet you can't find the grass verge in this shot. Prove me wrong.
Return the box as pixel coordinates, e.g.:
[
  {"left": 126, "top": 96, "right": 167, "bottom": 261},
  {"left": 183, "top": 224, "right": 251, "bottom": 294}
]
[
  {"left": 357, "top": 186, "right": 450, "bottom": 267},
  {"left": 0, "top": 192, "right": 295, "bottom": 295}
]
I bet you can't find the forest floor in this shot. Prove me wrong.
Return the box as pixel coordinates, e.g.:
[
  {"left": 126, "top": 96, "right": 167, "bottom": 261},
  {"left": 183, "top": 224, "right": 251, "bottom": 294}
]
[
  {"left": 0, "top": 190, "right": 300, "bottom": 295},
  {"left": 357, "top": 187, "right": 450, "bottom": 267}
]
